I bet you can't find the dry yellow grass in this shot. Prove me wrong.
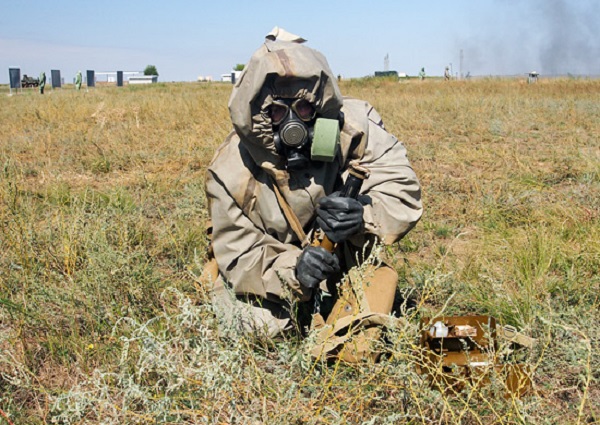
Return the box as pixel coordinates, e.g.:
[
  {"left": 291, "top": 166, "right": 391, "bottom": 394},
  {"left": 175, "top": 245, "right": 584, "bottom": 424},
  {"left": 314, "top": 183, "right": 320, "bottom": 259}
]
[{"left": 0, "top": 79, "right": 598, "bottom": 424}]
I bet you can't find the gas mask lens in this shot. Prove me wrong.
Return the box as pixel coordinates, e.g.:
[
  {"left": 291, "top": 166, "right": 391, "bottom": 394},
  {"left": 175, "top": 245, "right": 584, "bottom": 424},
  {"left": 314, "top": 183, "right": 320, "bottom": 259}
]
[
  {"left": 269, "top": 103, "right": 288, "bottom": 125},
  {"left": 268, "top": 98, "right": 316, "bottom": 125},
  {"left": 292, "top": 99, "right": 316, "bottom": 121}
]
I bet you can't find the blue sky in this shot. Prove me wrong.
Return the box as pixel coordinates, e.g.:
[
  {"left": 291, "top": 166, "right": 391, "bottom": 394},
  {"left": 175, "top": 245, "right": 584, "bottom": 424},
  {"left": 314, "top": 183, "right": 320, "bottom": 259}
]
[{"left": 1, "top": 0, "right": 599, "bottom": 84}]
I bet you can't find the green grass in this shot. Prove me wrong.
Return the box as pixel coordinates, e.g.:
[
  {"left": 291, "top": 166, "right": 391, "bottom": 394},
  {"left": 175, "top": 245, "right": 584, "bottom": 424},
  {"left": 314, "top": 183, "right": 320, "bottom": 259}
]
[{"left": 1, "top": 79, "right": 599, "bottom": 424}]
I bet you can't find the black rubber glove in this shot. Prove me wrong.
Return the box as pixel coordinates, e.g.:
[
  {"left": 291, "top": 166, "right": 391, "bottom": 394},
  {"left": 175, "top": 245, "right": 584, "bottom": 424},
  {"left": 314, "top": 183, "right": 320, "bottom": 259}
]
[
  {"left": 316, "top": 193, "right": 364, "bottom": 243},
  {"left": 296, "top": 246, "right": 340, "bottom": 289}
]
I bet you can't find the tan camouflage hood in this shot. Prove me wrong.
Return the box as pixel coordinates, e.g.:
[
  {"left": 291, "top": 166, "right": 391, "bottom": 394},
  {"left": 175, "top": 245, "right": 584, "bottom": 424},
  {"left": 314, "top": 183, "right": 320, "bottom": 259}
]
[{"left": 228, "top": 28, "right": 343, "bottom": 171}]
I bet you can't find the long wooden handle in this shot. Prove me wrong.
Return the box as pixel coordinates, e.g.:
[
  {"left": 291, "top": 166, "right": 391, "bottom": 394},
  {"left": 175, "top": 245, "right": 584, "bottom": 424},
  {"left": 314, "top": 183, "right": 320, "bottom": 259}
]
[{"left": 316, "top": 234, "right": 335, "bottom": 252}]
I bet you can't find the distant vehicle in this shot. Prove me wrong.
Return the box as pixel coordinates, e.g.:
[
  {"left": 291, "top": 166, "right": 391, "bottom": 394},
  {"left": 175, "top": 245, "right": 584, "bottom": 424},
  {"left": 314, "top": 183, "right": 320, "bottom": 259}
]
[{"left": 21, "top": 74, "right": 40, "bottom": 88}]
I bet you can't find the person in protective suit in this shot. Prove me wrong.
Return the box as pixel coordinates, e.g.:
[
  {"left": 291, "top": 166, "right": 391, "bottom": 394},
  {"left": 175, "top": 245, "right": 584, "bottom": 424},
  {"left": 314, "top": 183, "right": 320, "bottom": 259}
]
[
  {"left": 39, "top": 71, "right": 46, "bottom": 94},
  {"left": 205, "top": 28, "right": 422, "bottom": 361},
  {"left": 75, "top": 71, "right": 82, "bottom": 91}
]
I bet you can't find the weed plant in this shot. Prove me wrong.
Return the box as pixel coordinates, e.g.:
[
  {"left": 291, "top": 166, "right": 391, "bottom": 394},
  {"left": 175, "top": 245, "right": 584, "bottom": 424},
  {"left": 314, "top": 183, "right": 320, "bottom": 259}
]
[{"left": 1, "top": 80, "right": 598, "bottom": 423}]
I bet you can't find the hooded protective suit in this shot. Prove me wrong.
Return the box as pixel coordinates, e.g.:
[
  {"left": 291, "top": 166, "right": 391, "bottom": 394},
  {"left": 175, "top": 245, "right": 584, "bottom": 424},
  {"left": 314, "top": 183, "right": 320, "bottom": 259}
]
[{"left": 205, "top": 30, "right": 422, "bottom": 338}]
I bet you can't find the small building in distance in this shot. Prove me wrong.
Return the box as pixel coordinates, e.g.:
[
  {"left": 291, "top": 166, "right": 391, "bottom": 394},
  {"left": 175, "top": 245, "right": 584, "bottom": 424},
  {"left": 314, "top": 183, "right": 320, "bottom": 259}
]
[
  {"left": 129, "top": 75, "right": 158, "bottom": 84},
  {"left": 528, "top": 71, "right": 539, "bottom": 84},
  {"left": 221, "top": 70, "right": 243, "bottom": 83},
  {"left": 374, "top": 70, "right": 399, "bottom": 78}
]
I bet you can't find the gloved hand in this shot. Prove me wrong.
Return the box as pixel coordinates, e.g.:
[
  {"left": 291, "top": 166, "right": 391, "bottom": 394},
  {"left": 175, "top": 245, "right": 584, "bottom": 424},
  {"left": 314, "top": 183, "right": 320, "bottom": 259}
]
[
  {"left": 296, "top": 246, "right": 340, "bottom": 289},
  {"left": 316, "top": 193, "right": 364, "bottom": 243}
]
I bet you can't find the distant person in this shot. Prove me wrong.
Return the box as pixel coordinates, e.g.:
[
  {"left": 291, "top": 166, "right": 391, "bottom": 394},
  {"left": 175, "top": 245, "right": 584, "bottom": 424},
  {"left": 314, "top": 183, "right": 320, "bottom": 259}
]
[
  {"left": 444, "top": 66, "right": 450, "bottom": 81},
  {"left": 39, "top": 71, "right": 46, "bottom": 94},
  {"left": 75, "top": 71, "right": 82, "bottom": 91},
  {"left": 418, "top": 67, "right": 426, "bottom": 80}
]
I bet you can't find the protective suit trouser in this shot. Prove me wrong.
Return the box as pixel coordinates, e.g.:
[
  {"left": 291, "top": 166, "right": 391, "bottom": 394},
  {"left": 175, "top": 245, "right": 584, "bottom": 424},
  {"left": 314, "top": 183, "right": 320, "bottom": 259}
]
[{"left": 204, "top": 258, "right": 292, "bottom": 338}]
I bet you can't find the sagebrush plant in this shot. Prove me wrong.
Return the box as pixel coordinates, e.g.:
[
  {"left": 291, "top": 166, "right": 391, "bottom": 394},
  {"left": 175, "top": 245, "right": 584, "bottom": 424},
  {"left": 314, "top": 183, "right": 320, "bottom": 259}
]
[{"left": 0, "top": 79, "right": 598, "bottom": 424}]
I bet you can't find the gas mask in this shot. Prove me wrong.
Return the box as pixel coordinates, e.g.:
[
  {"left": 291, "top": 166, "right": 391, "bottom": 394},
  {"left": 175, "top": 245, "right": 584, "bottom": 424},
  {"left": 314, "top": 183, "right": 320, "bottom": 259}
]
[{"left": 269, "top": 98, "right": 340, "bottom": 171}]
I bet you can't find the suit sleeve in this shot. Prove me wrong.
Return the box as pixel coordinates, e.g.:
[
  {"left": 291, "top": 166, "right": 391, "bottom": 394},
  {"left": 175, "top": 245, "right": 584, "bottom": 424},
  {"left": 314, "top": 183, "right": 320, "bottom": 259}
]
[
  {"left": 350, "top": 105, "right": 423, "bottom": 245},
  {"left": 206, "top": 169, "right": 311, "bottom": 302}
]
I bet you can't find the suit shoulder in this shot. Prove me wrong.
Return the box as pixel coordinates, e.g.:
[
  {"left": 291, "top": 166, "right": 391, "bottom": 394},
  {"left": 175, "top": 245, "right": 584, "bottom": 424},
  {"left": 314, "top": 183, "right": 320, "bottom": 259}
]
[
  {"left": 209, "top": 131, "right": 244, "bottom": 170},
  {"left": 206, "top": 133, "right": 259, "bottom": 209}
]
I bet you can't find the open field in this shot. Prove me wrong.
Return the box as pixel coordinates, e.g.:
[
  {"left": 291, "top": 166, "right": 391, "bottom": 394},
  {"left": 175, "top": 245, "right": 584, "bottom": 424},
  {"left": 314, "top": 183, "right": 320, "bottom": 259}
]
[{"left": 1, "top": 79, "right": 599, "bottom": 424}]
